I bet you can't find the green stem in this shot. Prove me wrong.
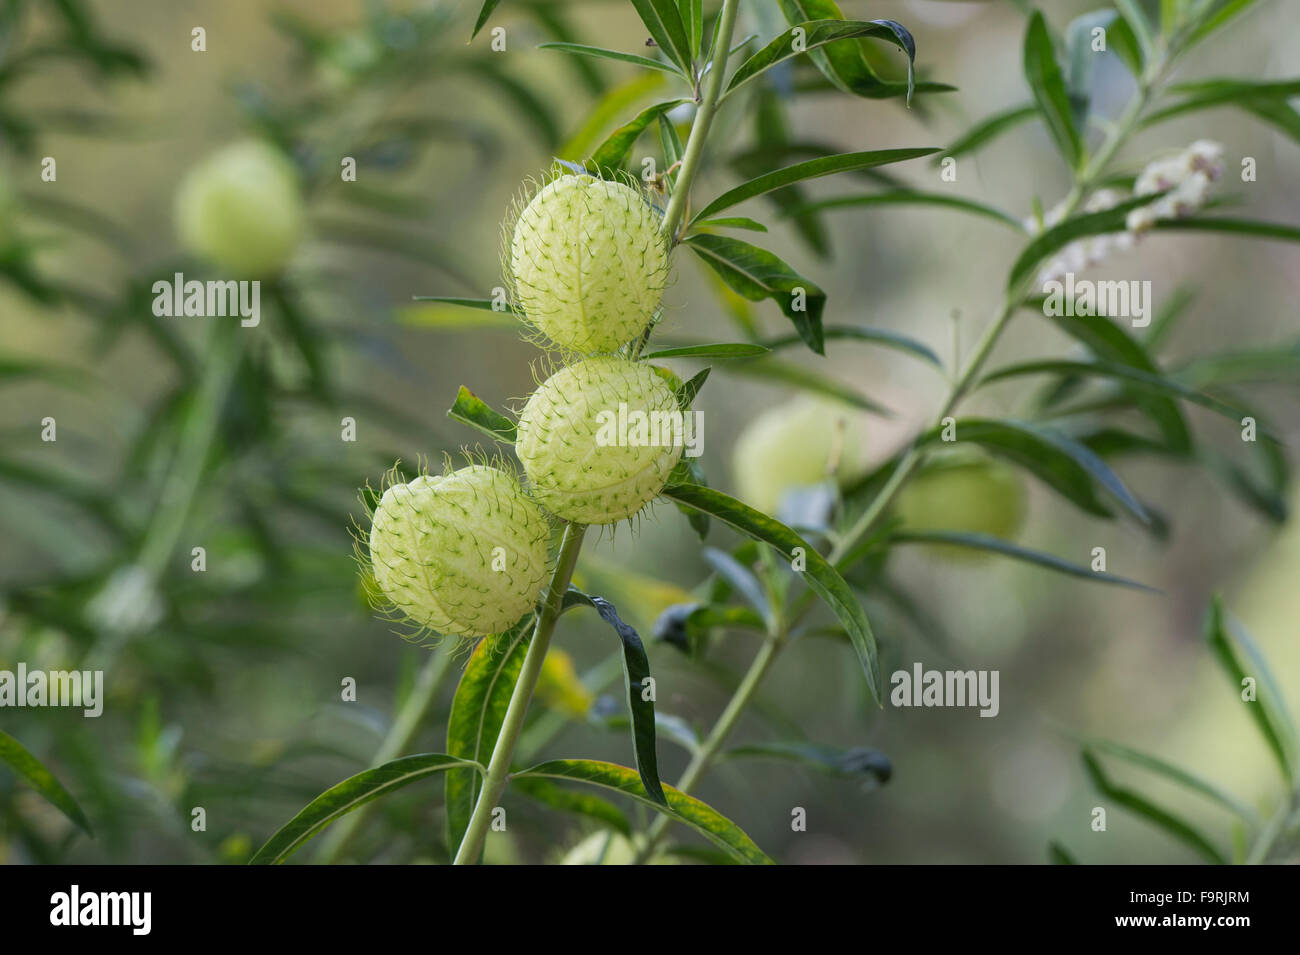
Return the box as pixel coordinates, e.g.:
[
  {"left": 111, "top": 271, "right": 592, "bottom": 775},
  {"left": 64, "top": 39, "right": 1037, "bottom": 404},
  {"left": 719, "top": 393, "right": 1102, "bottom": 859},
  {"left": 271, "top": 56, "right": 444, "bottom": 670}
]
[
  {"left": 315, "top": 644, "right": 456, "bottom": 863},
  {"left": 634, "top": 632, "right": 783, "bottom": 863},
  {"left": 657, "top": 0, "right": 741, "bottom": 245},
  {"left": 451, "top": 521, "right": 587, "bottom": 865}
]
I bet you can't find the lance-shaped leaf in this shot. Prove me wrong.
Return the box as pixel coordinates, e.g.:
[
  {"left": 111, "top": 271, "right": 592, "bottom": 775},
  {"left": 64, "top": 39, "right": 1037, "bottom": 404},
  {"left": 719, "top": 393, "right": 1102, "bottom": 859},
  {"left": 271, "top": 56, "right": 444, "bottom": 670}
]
[
  {"left": 470, "top": 0, "right": 504, "bottom": 40},
  {"left": 561, "top": 588, "right": 666, "bottom": 805},
  {"left": 642, "top": 342, "right": 770, "bottom": 360},
  {"left": 0, "top": 730, "right": 93, "bottom": 837},
  {"left": 690, "top": 148, "right": 938, "bottom": 225},
  {"left": 1082, "top": 738, "right": 1256, "bottom": 823},
  {"left": 889, "top": 530, "right": 1158, "bottom": 592},
  {"left": 510, "top": 776, "right": 632, "bottom": 836},
  {"left": 514, "top": 759, "right": 773, "bottom": 864},
  {"left": 1081, "top": 748, "right": 1228, "bottom": 864},
  {"left": 661, "top": 482, "right": 883, "bottom": 702},
  {"left": 725, "top": 741, "right": 892, "bottom": 784},
  {"left": 1204, "top": 598, "right": 1298, "bottom": 787},
  {"left": 934, "top": 104, "right": 1038, "bottom": 165},
  {"left": 586, "top": 99, "right": 688, "bottom": 174},
  {"left": 783, "top": 189, "right": 1025, "bottom": 231},
  {"left": 444, "top": 618, "right": 534, "bottom": 855},
  {"left": 725, "top": 19, "right": 919, "bottom": 100},
  {"left": 537, "top": 42, "right": 686, "bottom": 78},
  {"left": 629, "top": 0, "right": 693, "bottom": 72},
  {"left": 717, "top": 355, "right": 893, "bottom": 416},
  {"left": 1152, "top": 216, "right": 1300, "bottom": 244},
  {"left": 685, "top": 234, "right": 826, "bottom": 353},
  {"left": 920, "top": 418, "right": 1149, "bottom": 523},
  {"left": 762, "top": 324, "right": 942, "bottom": 367},
  {"left": 447, "top": 385, "right": 517, "bottom": 443},
  {"left": 251, "top": 753, "right": 482, "bottom": 864},
  {"left": 1141, "top": 78, "right": 1300, "bottom": 128},
  {"left": 1023, "top": 11, "right": 1084, "bottom": 171}
]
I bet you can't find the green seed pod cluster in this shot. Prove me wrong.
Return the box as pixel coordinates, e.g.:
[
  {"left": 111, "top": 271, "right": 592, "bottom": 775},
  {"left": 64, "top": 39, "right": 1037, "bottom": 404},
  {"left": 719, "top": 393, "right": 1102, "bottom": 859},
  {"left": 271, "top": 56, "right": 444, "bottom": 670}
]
[
  {"left": 508, "top": 172, "right": 668, "bottom": 354},
  {"left": 367, "top": 465, "right": 550, "bottom": 638},
  {"left": 892, "top": 454, "right": 1028, "bottom": 560},
  {"left": 174, "top": 139, "right": 306, "bottom": 277},
  {"left": 730, "top": 398, "right": 868, "bottom": 515},
  {"left": 517, "top": 356, "right": 683, "bottom": 525}
]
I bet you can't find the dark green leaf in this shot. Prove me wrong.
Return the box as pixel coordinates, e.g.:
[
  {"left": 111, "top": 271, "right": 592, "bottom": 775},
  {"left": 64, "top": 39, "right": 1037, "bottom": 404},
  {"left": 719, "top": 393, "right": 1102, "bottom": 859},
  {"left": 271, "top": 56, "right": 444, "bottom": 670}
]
[
  {"left": 889, "top": 531, "right": 1159, "bottom": 592},
  {"left": 0, "top": 731, "right": 93, "bottom": 837},
  {"left": 934, "top": 104, "right": 1038, "bottom": 165},
  {"left": 511, "top": 776, "right": 632, "bottom": 836},
  {"left": 251, "top": 753, "right": 480, "bottom": 864},
  {"left": 1142, "top": 78, "right": 1300, "bottom": 129},
  {"left": 1081, "top": 748, "right": 1228, "bottom": 864},
  {"left": 685, "top": 234, "right": 826, "bottom": 353},
  {"left": 471, "top": 0, "right": 504, "bottom": 40},
  {"left": 643, "top": 342, "right": 770, "bottom": 360},
  {"left": 560, "top": 589, "right": 667, "bottom": 805},
  {"left": 628, "top": 0, "right": 693, "bottom": 71},
  {"left": 587, "top": 99, "right": 689, "bottom": 174},
  {"left": 447, "top": 385, "right": 517, "bottom": 444},
  {"left": 1083, "top": 738, "right": 1256, "bottom": 822},
  {"left": 514, "top": 759, "right": 773, "bottom": 864},
  {"left": 762, "top": 324, "right": 942, "bottom": 367},
  {"left": 1203, "top": 598, "right": 1298, "bottom": 787},
  {"left": 782, "top": 189, "right": 1025, "bottom": 231},
  {"left": 1023, "top": 11, "right": 1085, "bottom": 170},
  {"left": 661, "top": 483, "right": 883, "bottom": 702},
  {"left": 445, "top": 619, "right": 534, "bottom": 856},
  {"left": 1113, "top": 0, "right": 1155, "bottom": 64},
  {"left": 1049, "top": 841, "right": 1078, "bottom": 864},
  {"left": 690, "top": 148, "right": 938, "bottom": 225},
  {"left": 1152, "top": 216, "right": 1300, "bottom": 244},
  {"left": 536, "top": 42, "right": 685, "bottom": 78},
  {"left": 692, "top": 216, "right": 769, "bottom": 232}
]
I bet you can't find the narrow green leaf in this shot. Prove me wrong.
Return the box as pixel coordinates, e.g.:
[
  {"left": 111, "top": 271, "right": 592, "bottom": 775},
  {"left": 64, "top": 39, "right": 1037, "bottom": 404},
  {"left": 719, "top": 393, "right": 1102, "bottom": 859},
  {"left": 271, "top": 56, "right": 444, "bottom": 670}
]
[
  {"left": 725, "top": 19, "right": 918, "bottom": 101},
  {"left": 643, "top": 342, "right": 770, "bottom": 360},
  {"left": 628, "top": 0, "right": 693, "bottom": 72},
  {"left": 251, "top": 753, "right": 481, "bottom": 864},
  {"left": 718, "top": 356, "right": 893, "bottom": 416},
  {"left": 1084, "top": 738, "right": 1256, "bottom": 822},
  {"left": 1023, "top": 11, "right": 1085, "bottom": 170},
  {"left": 685, "top": 234, "right": 826, "bottom": 353},
  {"left": 587, "top": 99, "right": 688, "bottom": 173},
  {"left": 1081, "top": 748, "right": 1228, "bottom": 864},
  {"left": 690, "top": 148, "right": 938, "bottom": 225},
  {"left": 702, "top": 547, "right": 772, "bottom": 624},
  {"left": 537, "top": 42, "right": 685, "bottom": 78},
  {"left": 1141, "top": 78, "right": 1300, "bottom": 129},
  {"left": 445, "top": 618, "right": 533, "bottom": 855},
  {"left": 890, "top": 530, "right": 1159, "bottom": 592},
  {"left": 921, "top": 418, "right": 1149, "bottom": 522},
  {"left": 777, "top": 2, "right": 931, "bottom": 102},
  {"left": 447, "top": 385, "right": 517, "bottom": 444},
  {"left": 1204, "top": 598, "right": 1298, "bottom": 787},
  {"left": 1152, "top": 216, "right": 1300, "bottom": 243},
  {"left": 762, "top": 324, "right": 942, "bottom": 367},
  {"left": 561, "top": 589, "right": 667, "bottom": 805},
  {"left": 515, "top": 759, "right": 774, "bottom": 864},
  {"left": 1183, "top": 0, "right": 1262, "bottom": 53},
  {"left": 511, "top": 776, "right": 632, "bottom": 836},
  {"left": 934, "top": 104, "right": 1038, "bottom": 165},
  {"left": 661, "top": 483, "right": 883, "bottom": 702},
  {"left": 782, "top": 189, "right": 1026, "bottom": 231},
  {"left": 691, "top": 216, "right": 769, "bottom": 233},
  {"left": 724, "top": 741, "right": 892, "bottom": 784},
  {"left": 1064, "top": 11, "right": 1117, "bottom": 130},
  {"left": 471, "top": 0, "right": 504, "bottom": 40},
  {"left": 0, "top": 731, "right": 93, "bottom": 837},
  {"left": 1049, "top": 841, "right": 1078, "bottom": 864},
  {"left": 1113, "top": 0, "right": 1156, "bottom": 64}
]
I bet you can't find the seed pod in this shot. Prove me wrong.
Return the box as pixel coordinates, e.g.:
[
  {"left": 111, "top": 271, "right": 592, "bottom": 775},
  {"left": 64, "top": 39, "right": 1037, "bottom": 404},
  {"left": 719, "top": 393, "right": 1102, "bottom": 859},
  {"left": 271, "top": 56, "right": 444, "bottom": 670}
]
[
  {"left": 892, "top": 454, "right": 1028, "bottom": 560},
  {"left": 730, "top": 398, "right": 868, "bottom": 515},
  {"left": 174, "top": 139, "right": 306, "bottom": 277},
  {"left": 367, "top": 465, "right": 550, "bottom": 638},
  {"left": 508, "top": 173, "right": 668, "bottom": 354},
  {"left": 516, "top": 356, "right": 683, "bottom": 525}
]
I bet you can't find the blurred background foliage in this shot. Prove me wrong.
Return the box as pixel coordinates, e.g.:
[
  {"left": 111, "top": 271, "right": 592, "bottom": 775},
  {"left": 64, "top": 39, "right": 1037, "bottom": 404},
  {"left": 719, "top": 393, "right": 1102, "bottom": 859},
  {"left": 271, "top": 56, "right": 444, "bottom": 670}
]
[{"left": 2, "top": 0, "right": 1298, "bottom": 863}]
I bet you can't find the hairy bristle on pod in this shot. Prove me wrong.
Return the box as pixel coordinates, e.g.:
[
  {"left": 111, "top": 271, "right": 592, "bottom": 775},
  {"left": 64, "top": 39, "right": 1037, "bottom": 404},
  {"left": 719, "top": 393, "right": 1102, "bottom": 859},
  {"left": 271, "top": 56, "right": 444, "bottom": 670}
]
[
  {"left": 516, "top": 356, "right": 684, "bottom": 525},
  {"left": 506, "top": 171, "right": 668, "bottom": 354},
  {"left": 366, "top": 464, "right": 550, "bottom": 639}
]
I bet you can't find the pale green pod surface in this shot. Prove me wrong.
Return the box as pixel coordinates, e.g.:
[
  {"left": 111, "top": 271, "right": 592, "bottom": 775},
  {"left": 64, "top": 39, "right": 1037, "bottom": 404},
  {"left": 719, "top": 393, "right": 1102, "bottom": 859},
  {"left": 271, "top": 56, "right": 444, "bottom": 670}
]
[
  {"left": 731, "top": 398, "right": 868, "bottom": 515},
  {"left": 368, "top": 465, "right": 550, "bottom": 638},
  {"left": 510, "top": 174, "right": 668, "bottom": 354},
  {"left": 174, "top": 139, "right": 306, "bottom": 277},
  {"left": 517, "top": 357, "right": 684, "bottom": 525},
  {"left": 893, "top": 455, "right": 1028, "bottom": 560}
]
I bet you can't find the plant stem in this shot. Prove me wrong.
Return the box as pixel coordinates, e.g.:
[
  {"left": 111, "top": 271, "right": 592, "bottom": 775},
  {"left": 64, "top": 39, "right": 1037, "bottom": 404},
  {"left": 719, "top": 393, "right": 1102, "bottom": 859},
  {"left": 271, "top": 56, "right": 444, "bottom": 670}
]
[
  {"left": 634, "top": 631, "right": 783, "bottom": 862},
  {"left": 314, "top": 643, "right": 456, "bottom": 863},
  {"left": 657, "top": 0, "right": 741, "bottom": 245},
  {"left": 451, "top": 521, "right": 587, "bottom": 865}
]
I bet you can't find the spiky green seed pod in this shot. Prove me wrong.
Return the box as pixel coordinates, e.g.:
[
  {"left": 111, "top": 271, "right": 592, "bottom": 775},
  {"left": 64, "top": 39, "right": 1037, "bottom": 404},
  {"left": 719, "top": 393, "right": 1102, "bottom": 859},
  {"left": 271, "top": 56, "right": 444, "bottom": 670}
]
[
  {"left": 892, "top": 454, "right": 1028, "bottom": 560},
  {"left": 368, "top": 465, "right": 550, "bottom": 638},
  {"left": 174, "top": 140, "right": 305, "bottom": 277},
  {"left": 516, "top": 357, "right": 683, "bottom": 525},
  {"left": 730, "top": 398, "right": 868, "bottom": 515},
  {"left": 509, "top": 173, "right": 668, "bottom": 354}
]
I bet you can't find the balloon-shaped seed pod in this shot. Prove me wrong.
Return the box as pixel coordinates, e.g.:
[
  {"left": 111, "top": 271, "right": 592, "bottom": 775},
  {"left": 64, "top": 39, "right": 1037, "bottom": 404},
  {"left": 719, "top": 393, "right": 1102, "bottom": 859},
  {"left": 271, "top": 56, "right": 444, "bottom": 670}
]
[
  {"left": 731, "top": 398, "right": 869, "bottom": 515},
  {"left": 508, "top": 173, "right": 668, "bottom": 354},
  {"left": 516, "top": 356, "right": 684, "bottom": 525},
  {"left": 367, "top": 465, "right": 550, "bottom": 638},
  {"left": 174, "top": 139, "right": 306, "bottom": 277},
  {"left": 892, "top": 454, "right": 1028, "bottom": 560}
]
